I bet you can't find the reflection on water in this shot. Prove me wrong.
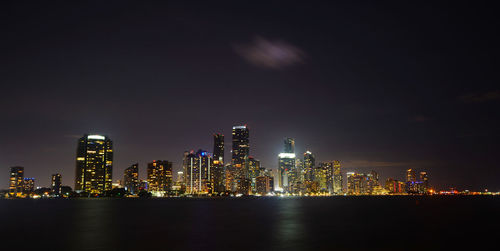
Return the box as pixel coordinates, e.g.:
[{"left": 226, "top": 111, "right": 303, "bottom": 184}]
[
  {"left": 275, "top": 198, "right": 304, "bottom": 248},
  {"left": 1, "top": 197, "right": 499, "bottom": 250},
  {"left": 70, "top": 199, "right": 116, "bottom": 250}
]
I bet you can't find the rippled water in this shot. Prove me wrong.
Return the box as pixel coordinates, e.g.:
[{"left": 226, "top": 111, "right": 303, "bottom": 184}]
[{"left": 1, "top": 196, "right": 498, "bottom": 250}]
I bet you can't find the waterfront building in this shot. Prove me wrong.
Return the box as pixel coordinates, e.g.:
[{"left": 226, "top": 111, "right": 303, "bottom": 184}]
[
  {"left": 318, "top": 162, "right": 334, "bottom": 193},
  {"left": 332, "top": 160, "right": 342, "bottom": 194},
  {"left": 303, "top": 151, "right": 317, "bottom": 193},
  {"left": 248, "top": 156, "right": 261, "bottom": 193},
  {"left": 366, "top": 170, "right": 379, "bottom": 195},
  {"left": 74, "top": 134, "right": 113, "bottom": 194},
  {"left": 23, "top": 178, "right": 35, "bottom": 195},
  {"left": 385, "top": 178, "right": 406, "bottom": 194},
  {"left": 278, "top": 151, "right": 296, "bottom": 192},
  {"left": 347, "top": 172, "right": 368, "bottom": 195},
  {"left": 124, "top": 163, "right": 139, "bottom": 194},
  {"left": 406, "top": 169, "right": 418, "bottom": 193},
  {"left": 51, "top": 174, "right": 62, "bottom": 195},
  {"left": 9, "top": 166, "right": 24, "bottom": 197},
  {"left": 256, "top": 176, "right": 272, "bottom": 195},
  {"left": 212, "top": 133, "right": 225, "bottom": 194},
  {"left": 419, "top": 171, "right": 429, "bottom": 193},
  {"left": 184, "top": 150, "right": 213, "bottom": 194},
  {"left": 231, "top": 125, "right": 249, "bottom": 176},
  {"left": 147, "top": 160, "right": 173, "bottom": 196}
]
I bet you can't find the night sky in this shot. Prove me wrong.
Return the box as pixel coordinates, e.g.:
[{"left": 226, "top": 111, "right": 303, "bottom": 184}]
[{"left": 1, "top": 1, "right": 499, "bottom": 191}]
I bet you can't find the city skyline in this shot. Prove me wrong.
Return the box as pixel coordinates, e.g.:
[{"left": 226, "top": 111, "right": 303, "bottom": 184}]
[
  {"left": 1, "top": 127, "right": 494, "bottom": 194},
  {"left": 1, "top": 1, "right": 499, "bottom": 191}
]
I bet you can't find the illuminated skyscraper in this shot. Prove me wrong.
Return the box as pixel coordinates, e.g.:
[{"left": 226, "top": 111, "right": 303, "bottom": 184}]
[
  {"left": 419, "top": 171, "right": 429, "bottom": 193},
  {"left": 303, "top": 151, "right": 315, "bottom": 183},
  {"left": 147, "top": 160, "right": 173, "bottom": 195},
  {"left": 385, "top": 178, "right": 406, "bottom": 194},
  {"left": 406, "top": 169, "right": 417, "bottom": 193},
  {"left": 332, "top": 160, "right": 343, "bottom": 194},
  {"left": 347, "top": 172, "right": 367, "bottom": 195},
  {"left": 124, "top": 163, "right": 139, "bottom": 194},
  {"left": 231, "top": 125, "right": 249, "bottom": 171},
  {"left": 74, "top": 134, "right": 113, "bottom": 194},
  {"left": 185, "top": 150, "right": 213, "bottom": 194},
  {"left": 51, "top": 174, "right": 62, "bottom": 195},
  {"left": 9, "top": 166, "right": 24, "bottom": 197},
  {"left": 278, "top": 139, "right": 296, "bottom": 192},
  {"left": 248, "top": 156, "right": 261, "bottom": 193},
  {"left": 366, "top": 170, "right": 379, "bottom": 195},
  {"left": 212, "top": 133, "right": 225, "bottom": 194},
  {"left": 23, "top": 178, "right": 35, "bottom": 195},
  {"left": 319, "top": 162, "right": 334, "bottom": 193}
]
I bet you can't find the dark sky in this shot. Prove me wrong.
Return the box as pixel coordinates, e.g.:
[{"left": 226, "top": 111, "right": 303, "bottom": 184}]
[{"left": 1, "top": 1, "right": 499, "bottom": 191}]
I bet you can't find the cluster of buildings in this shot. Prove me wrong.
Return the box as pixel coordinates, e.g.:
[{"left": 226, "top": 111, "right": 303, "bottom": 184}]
[
  {"left": 7, "top": 166, "right": 64, "bottom": 198},
  {"left": 5, "top": 125, "right": 438, "bottom": 198}
]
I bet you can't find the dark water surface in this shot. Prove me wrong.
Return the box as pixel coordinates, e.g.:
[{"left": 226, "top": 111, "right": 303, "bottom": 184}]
[{"left": 1, "top": 196, "right": 498, "bottom": 250}]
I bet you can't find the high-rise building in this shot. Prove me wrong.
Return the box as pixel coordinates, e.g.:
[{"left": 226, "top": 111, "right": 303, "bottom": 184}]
[
  {"left": 318, "top": 162, "right": 334, "bottom": 193},
  {"left": 385, "top": 178, "right": 406, "bottom": 194},
  {"left": 212, "top": 133, "right": 225, "bottom": 194},
  {"left": 332, "top": 160, "right": 342, "bottom": 194},
  {"left": 9, "top": 166, "right": 24, "bottom": 197},
  {"left": 184, "top": 150, "right": 213, "bottom": 194},
  {"left": 147, "top": 160, "right": 173, "bottom": 195},
  {"left": 278, "top": 153, "right": 295, "bottom": 191},
  {"left": 419, "top": 171, "right": 429, "bottom": 193},
  {"left": 74, "top": 134, "right": 113, "bottom": 194},
  {"left": 284, "top": 137, "right": 295, "bottom": 153},
  {"left": 23, "top": 178, "right": 35, "bottom": 195},
  {"left": 256, "top": 176, "right": 272, "bottom": 195},
  {"left": 406, "top": 169, "right": 417, "bottom": 193},
  {"left": 366, "top": 170, "right": 379, "bottom": 195},
  {"left": 303, "top": 151, "right": 315, "bottom": 184},
  {"left": 51, "top": 174, "right": 62, "bottom": 195},
  {"left": 124, "top": 163, "right": 139, "bottom": 195},
  {"left": 248, "top": 156, "right": 261, "bottom": 193},
  {"left": 231, "top": 125, "right": 249, "bottom": 171},
  {"left": 347, "top": 172, "right": 367, "bottom": 195}
]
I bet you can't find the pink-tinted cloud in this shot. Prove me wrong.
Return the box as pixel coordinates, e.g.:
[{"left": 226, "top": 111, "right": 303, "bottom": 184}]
[{"left": 234, "top": 37, "right": 306, "bottom": 69}]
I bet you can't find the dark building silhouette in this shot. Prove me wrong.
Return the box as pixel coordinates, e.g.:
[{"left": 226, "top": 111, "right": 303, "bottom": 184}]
[
  {"left": 51, "top": 174, "right": 62, "bottom": 195},
  {"left": 124, "top": 163, "right": 139, "bottom": 195}
]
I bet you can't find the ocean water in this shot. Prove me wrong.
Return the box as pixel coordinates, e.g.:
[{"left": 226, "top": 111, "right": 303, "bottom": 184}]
[{"left": 0, "top": 196, "right": 498, "bottom": 250}]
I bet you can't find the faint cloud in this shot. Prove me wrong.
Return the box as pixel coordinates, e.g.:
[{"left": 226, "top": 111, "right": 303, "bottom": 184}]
[
  {"left": 458, "top": 90, "right": 500, "bottom": 103},
  {"left": 233, "top": 36, "right": 306, "bottom": 69}
]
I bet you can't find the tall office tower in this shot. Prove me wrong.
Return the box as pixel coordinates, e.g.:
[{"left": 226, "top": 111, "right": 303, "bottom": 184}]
[
  {"left": 74, "top": 134, "right": 113, "bottom": 194},
  {"left": 332, "top": 160, "right": 342, "bottom": 194},
  {"left": 231, "top": 125, "right": 249, "bottom": 169},
  {"left": 212, "top": 133, "right": 225, "bottom": 194},
  {"left": 385, "top": 178, "right": 397, "bottom": 193},
  {"left": 51, "top": 174, "right": 62, "bottom": 195},
  {"left": 278, "top": 139, "right": 296, "bottom": 192},
  {"left": 347, "top": 172, "right": 367, "bottom": 195},
  {"left": 303, "top": 151, "right": 315, "bottom": 184},
  {"left": 406, "top": 169, "right": 417, "bottom": 193},
  {"left": 23, "top": 178, "right": 35, "bottom": 195},
  {"left": 185, "top": 150, "right": 213, "bottom": 194},
  {"left": 256, "top": 176, "right": 272, "bottom": 195},
  {"left": 147, "top": 160, "right": 173, "bottom": 195},
  {"left": 366, "top": 170, "right": 379, "bottom": 194},
  {"left": 284, "top": 137, "right": 295, "bottom": 153},
  {"left": 295, "top": 158, "right": 304, "bottom": 183},
  {"left": 319, "top": 162, "right": 334, "bottom": 193},
  {"left": 9, "top": 166, "right": 24, "bottom": 197},
  {"left": 225, "top": 164, "right": 237, "bottom": 192},
  {"left": 419, "top": 171, "right": 429, "bottom": 193},
  {"left": 124, "top": 163, "right": 139, "bottom": 195},
  {"left": 248, "top": 156, "right": 261, "bottom": 192}
]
